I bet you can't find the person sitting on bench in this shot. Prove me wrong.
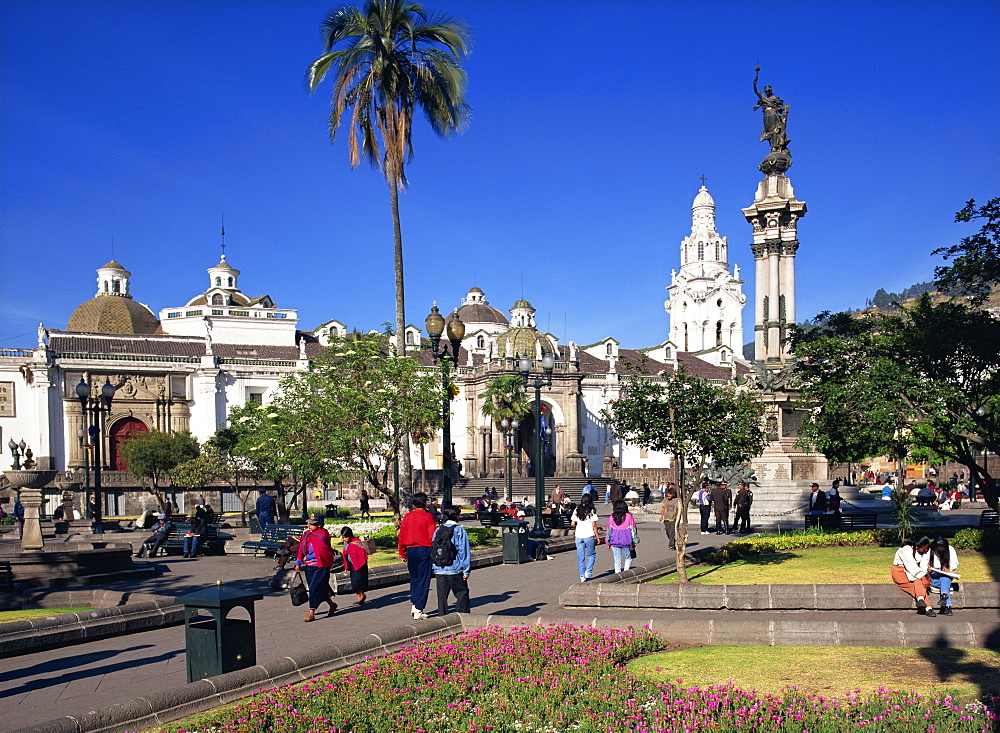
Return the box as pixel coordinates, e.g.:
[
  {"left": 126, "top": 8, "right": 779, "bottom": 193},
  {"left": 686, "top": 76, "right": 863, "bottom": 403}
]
[{"left": 136, "top": 514, "right": 174, "bottom": 558}]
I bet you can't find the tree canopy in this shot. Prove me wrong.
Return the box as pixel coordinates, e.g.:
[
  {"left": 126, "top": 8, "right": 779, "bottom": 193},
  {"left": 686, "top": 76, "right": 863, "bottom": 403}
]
[
  {"left": 790, "top": 295, "right": 1000, "bottom": 508},
  {"left": 480, "top": 374, "right": 531, "bottom": 427},
  {"left": 228, "top": 335, "right": 441, "bottom": 518},
  {"left": 603, "top": 369, "right": 766, "bottom": 580},
  {"left": 933, "top": 197, "right": 1000, "bottom": 301},
  {"left": 118, "top": 430, "right": 200, "bottom": 509}
]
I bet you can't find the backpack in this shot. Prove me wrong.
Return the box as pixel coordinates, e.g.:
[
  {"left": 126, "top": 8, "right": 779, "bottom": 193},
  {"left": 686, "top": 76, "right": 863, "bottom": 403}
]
[
  {"left": 607, "top": 518, "right": 635, "bottom": 548},
  {"left": 430, "top": 525, "right": 459, "bottom": 567}
]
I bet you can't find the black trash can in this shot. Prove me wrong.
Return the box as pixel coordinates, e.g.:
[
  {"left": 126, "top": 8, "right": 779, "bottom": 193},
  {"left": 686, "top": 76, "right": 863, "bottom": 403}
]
[
  {"left": 178, "top": 582, "right": 264, "bottom": 683},
  {"left": 499, "top": 519, "right": 528, "bottom": 564}
]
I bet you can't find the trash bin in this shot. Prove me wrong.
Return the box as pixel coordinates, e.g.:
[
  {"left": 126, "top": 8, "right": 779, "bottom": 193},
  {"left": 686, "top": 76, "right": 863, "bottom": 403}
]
[
  {"left": 325, "top": 503, "right": 338, "bottom": 518},
  {"left": 178, "top": 582, "right": 264, "bottom": 683},
  {"left": 499, "top": 519, "right": 528, "bottom": 564}
]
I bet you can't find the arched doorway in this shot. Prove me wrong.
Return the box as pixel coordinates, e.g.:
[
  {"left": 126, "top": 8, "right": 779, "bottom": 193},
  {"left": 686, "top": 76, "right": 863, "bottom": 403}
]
[
  {"left": 522, "top": 403, "right": 557, "bottom": 478},
  {"left": 110, "top": 417, "right": 148, "bottom": 471}
]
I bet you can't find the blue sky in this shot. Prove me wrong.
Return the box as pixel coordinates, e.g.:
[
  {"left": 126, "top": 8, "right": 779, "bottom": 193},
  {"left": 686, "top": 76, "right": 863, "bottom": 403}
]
[{"left": 2, "top": 0, "right": 997, "bottom": 350}]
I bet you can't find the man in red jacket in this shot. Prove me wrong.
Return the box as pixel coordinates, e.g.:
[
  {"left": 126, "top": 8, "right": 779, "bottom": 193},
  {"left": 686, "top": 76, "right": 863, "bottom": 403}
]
[{"left": 398, "top": 492, "right": 437, "bottom": 619}]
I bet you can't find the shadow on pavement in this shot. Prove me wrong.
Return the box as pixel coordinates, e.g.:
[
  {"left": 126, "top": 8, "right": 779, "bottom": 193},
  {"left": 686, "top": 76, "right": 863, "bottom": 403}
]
[
  {"left": 0, "top": 648, "right": 183, "bottom": 697},
  {"left": 0, "top": 644, "right": 157, "bottom": 684}
]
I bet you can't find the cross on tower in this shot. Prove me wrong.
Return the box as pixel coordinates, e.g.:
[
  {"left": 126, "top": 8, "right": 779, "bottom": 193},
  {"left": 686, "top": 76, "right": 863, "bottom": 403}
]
[{"left": 699, "top": 174, "right": 708, "bottom": 185}]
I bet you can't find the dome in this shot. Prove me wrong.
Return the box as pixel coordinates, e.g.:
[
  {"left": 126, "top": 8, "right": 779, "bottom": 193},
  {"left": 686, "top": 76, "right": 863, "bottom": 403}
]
[
  {"left": 692, "top": 185, "right": 714, "bottom": 209},
  {"left": 451, "top": 302, "right": 508, "bottom": 326},
  {"left": 495, "top": 326, "right": 555, "bottom": 359},
  {"left": 511, "top": 298, "right": 533, "bottom": 310},
  {"left": 68, "top": 296, "right": 159, "bottom": 335}
]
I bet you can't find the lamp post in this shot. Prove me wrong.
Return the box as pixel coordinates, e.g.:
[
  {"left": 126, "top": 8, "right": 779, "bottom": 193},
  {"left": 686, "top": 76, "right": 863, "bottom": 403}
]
[
  {"left": 76, "top": 378, "right": 116, "bottom": 534},
  {"left": 77, "top": 428, "right": 93, "bottom": 519},
  {"left": 519, "top": 351, "right": 555, "bottom": 538},
  {"left": 424, "top": 304, "right": 465, "bottom": 508},
  {"left": 499, "top": 418, "right": 519, "bottom": 503}
]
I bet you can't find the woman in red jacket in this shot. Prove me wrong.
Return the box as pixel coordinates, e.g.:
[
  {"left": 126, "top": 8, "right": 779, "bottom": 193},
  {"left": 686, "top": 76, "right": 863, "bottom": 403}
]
[
  {"left": 339, "top": 526, "right": 369, "bottom": 604},
  {"left": 295, "top": 516, "right": 338, "bottom": 622}
]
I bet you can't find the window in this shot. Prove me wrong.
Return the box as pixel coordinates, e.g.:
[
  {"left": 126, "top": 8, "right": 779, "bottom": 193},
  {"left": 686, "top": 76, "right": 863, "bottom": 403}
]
[
  {"left": 211, "top": 309, "right": 223, "bottom": 315},
  {"left": 167, "top": 311, "right": 181, "bottom": 319},
  {"left": 476, "top": 335, "right": 484, "bottom": 348},
  {"left": 103, "top": 282, "right": 109, "bottom": 293},
  {"left": 266, "top": 312, "right": 286, "bottom": 319},
  {"left": 716, "top": 321, "right": 723, "bottom": 346},
  {"left": 170, "top": 376, "right": 187, "bottom": 399},
  {"left": 606, "top": 342, "right": 613, "bottom": 355},
  {"left": 215, "top": 277, "right": 221, "bottom": 286},
  {"left": 227, "top": 277, "right": 233, "bottom": 287},
  {"left": 717, "top": 298, "right": 723, "bottom": 308},
  {"left": 664, "top": 347, "right": 672, "bottom": 359},
  {"left": 212, "top": 294, "right": 224, "bottom": 305},
  {"left": 248, "top": 391, "right": 264, "bottom": 405},
  {"left": 697, "top": 241, "right": 704, "bottom": 260},
  {"left": 329, "top": 326, "right": 339, "bottom": 336},
  {"left": 405, "top": 331, "right": 414, "bottom": 345},
  {"left": 112, "top": 280, "right": 120, "bottom": 293},
  {"left": 720, "top": 351, "right": 728, "bottom": 363}
]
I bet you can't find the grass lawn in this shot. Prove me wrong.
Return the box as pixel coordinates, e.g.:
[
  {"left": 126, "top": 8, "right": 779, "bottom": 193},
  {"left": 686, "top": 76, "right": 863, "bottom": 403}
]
[
  {"left": 629, "top": 645, "right": 1000, "bottom": 701},
  {"left": 0, "top": 607, "right": 92, "bottom": 623},
  {"left": 651, "top": 546, "right": 1000, "bottom": 584}
]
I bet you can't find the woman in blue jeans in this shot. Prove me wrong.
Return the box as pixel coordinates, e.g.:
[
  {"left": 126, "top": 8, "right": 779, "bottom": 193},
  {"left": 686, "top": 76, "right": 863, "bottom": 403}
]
[
  {"left": 571, "top": 494, "right": 600, "bottom": 583},
  {"left": 928, "top": 536, "right": 960, "bottom": 616}
]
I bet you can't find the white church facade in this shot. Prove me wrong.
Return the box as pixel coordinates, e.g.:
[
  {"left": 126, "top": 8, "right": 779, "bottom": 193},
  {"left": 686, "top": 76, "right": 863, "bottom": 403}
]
[{"left": 0, "top": 185, "right": 747, "bottom": 512}]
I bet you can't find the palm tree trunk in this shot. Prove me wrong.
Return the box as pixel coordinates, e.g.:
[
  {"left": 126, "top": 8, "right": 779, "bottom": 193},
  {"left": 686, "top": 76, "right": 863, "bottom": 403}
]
[{"left": 388, "top": 176, "right": 413, "bottom": 499}]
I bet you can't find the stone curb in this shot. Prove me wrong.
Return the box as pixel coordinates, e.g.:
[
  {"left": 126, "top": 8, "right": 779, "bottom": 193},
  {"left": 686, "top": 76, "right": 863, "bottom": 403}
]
[
  {"left": 0, "top": 591, "right": 184, "bottom": 657},
  {"left": 0, "top": 536, "right": 578, "bottom": 656},
  {"left": 15, "top": 608, "right": 1000, "bottom": 733},
  {"left": 10, "top": 616, "right": 468, "bottom": 733}
]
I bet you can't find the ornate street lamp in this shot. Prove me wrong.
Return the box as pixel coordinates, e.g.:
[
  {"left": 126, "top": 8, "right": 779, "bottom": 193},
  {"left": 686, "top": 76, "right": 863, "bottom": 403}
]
[
  {"left": 519, "top": 351, "right": 555, "bottom": 538},
  {"left": 76, "top": 377, "right": 117, "bottom": 534},
  {"left": 77, "top": 428, "right": 93, "bottom": 519},
  {"left": 425, "top": 305, "right": 465, "bottom": 508},
  {"left": 499, "top": 417, "right": 520, "bottom": 503}
]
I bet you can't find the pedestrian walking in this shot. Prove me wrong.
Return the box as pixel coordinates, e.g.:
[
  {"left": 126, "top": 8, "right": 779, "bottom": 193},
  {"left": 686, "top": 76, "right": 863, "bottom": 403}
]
[
  {"left": 432, "top": 506, "right": 472, "bottom": 616},
  {"left": 339, "top": 526, "right": 369, "bottom": 605},
  {"left": 659, "top": 486, "right": 679, "bottom": 550},
  {"left": 605, "top": 500, "right": 638, "bottom": 573},
  {"left": 252, "top": 488, "right": 277, "bottom": 531},
  {"left": 294, "top": 516, "right": 338, "bottom": 622},
  {"left": 359, "top": 489, "right": 371, "bottom": 520},
  {"left": 398, "top": 492, "right": 437, "bottom": 620},
  {"left": 571, "top": 494, "right": 601, "bottom": 583}
]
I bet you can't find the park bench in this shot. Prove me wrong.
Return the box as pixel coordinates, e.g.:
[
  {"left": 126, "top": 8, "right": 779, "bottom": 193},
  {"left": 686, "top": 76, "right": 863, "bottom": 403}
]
[
  {"left": 477, "top": 510, "right": 503, "bottom": 527},
  {"left": 979, "top": 510, "right": 999, "bottom": 529},
  {"left": 804, "top": 512, "right": 878, "bottom": 531},
  {"left": 160, "top": 523, "right": 234, "bottom": 556},
  {"left": 241, "top": 524, "right": 304, "bottom": 558},
  {"left": 543, "top": 513, "right": 573, "bottom": 530}
]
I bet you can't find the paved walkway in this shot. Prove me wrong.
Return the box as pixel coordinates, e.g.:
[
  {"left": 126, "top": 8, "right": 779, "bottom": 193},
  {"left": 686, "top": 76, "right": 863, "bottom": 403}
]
[{"left": 2, "top": 508, "right": 996, "bottom": 731}]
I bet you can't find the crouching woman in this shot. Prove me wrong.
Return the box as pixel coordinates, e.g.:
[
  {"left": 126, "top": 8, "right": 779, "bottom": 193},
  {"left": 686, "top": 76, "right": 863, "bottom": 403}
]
[{"left": 891, "top": 536, "right": 935, "bottom": 617}]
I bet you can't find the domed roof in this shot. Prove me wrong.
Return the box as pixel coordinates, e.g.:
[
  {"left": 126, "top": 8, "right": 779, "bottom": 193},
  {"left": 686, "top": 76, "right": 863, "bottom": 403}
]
[
  {"left": 451, "top": 301, "right": 508, "bottom": 326},
  {"left": 495, "top": 326, "right": 555, "bottom": 359},
  {"left": 692, "top": 185, "right": 715, "bottom": 209},
  {"left": 101, "top": 259, "right": 127, "bottom": 271},
  {"left": 68, "top": 296, "right": 159, "bottom": 335},
  {"left": 511, "top": 298, "right": 533, "bottom": 310}
]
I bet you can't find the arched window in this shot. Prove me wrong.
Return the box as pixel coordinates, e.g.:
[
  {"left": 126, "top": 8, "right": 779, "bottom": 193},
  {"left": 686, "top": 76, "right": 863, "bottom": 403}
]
[
  {"left": 683, "top": 323, "right": 689, "bottom": 352},
  {"left": 215, "top": 277, "right": 221, "bottom": 286},
  {"left": 697, "top": 241, "right": 704, "bottom": 260},
  {"left": 103, "top": 281, "right": 109, "bottom": 293},
  {"left": 715, "top": 243, "right": 720, "bottom": 260},
  {"left": 664, "top": 347, "right": 672, "bottom": 359},
  {"left": 606, "top": 342, "right": 613, "bottom": 355},
  {"left": 228, "top": 277, "right": 234, "bottom": 287},
  {"left": 717, "top": 298, "right": 723, "bottom": 308},
  {"left": 405, "top": 331, "right": 414, "bottom": 345},
  {"left": 477, "top": 335, "right": 484, "bottom": 348},
  {"left": 330, "top": 326, "right": 339, "bottom": 337},
  {"left": 716, "top": 321, "right": 723, "bottom": 346},
  {"left": 212, "top": 294, "right": 224, "bottom": 305},
  {"left": 112, "top": 280, "right": 120, "bottom": 293}
]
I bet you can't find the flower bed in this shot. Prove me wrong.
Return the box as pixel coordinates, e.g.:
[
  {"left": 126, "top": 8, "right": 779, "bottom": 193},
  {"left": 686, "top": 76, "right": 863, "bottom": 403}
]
[{"left": 151, "top": 625, "right": 997, "bottom": 732}]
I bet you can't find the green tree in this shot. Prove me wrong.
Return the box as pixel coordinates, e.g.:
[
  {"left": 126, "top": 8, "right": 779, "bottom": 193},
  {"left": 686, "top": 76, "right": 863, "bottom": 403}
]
[
  {"left": 791, "top": 295, "right": 1000, "bottom": 509},
  {"left": 480, "top": 373, "right": 531, "bottom": 427},
  {"left": 933, "top": 197, "right": 1000, "bottom": 301},
  {"left": 171, "top": 429, "right": 255, "bottom": 522},
  {"left": 232, "top": 335, "right": 441, "bottom": 519},
  {"left": 306, "top": 0, "right": 471, "bottom": 359},
  {"left": 602, "top": 369, "right": 766, "bottom": 581},
  {"left": 118, "top": 430, "right": 200, "bottom": 510}
]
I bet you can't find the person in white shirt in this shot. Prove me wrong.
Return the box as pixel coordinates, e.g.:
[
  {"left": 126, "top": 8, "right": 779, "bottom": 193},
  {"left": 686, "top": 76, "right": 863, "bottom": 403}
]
[
  {"left": 891, "top": 536, "right": 935, "bottom": 616},
  {"left": 571, "top": 494, "right": 601, "bottom": 583},
  {"left": 928, "top": 536, "right": 960, "bottom": 616}
]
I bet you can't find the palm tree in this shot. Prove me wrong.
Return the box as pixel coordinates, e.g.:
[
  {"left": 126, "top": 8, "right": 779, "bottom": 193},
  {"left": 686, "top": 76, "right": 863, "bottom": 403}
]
[
  {"left": 480, "top": 374, "right": 531, "bottom": 427},
  {"left": 307, "top": 0, "right": 471, "bottom": 358}
]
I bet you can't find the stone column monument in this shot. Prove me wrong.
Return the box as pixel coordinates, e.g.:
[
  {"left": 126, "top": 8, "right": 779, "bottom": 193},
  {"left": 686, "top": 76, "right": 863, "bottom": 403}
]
[{"left": 742, "top": 68, "right": 827, "bottom": 515}]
